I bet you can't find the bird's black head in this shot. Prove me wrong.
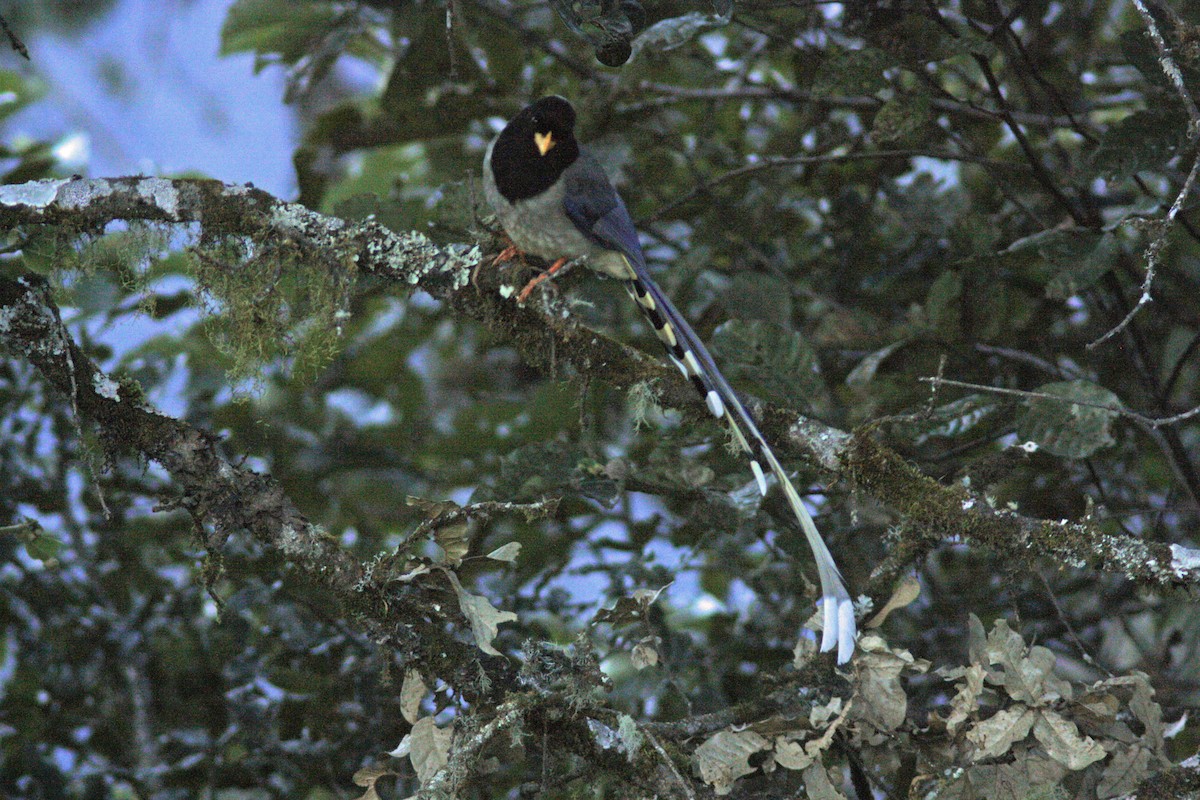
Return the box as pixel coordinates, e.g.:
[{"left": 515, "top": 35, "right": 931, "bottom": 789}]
[{"left": 490, "top": 96, "right": 581, "bottom": 203}]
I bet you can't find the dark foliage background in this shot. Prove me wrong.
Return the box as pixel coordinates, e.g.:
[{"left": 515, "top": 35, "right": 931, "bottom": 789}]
[{"left": 2, "top": 1, "right": 1200, "bottom": 798}]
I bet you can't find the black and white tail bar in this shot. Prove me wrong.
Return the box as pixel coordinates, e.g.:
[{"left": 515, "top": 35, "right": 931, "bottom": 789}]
[{"left": 623, "top": 269, "right": 856, "bottom": 664}]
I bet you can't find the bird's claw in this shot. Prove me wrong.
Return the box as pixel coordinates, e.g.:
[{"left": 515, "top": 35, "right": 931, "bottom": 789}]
[{"left": 516, "top": 258, "right": 569, "bottom": 303}]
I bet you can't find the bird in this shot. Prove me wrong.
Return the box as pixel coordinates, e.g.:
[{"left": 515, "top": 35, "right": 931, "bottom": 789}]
[{"left": 483, "top": 96, "right": 856, "bottom": 664}]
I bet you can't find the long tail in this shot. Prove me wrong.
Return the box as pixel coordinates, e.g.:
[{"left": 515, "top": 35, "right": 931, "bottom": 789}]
[{"left": 623, "top": 266, "right": 856, "bottom": 664}]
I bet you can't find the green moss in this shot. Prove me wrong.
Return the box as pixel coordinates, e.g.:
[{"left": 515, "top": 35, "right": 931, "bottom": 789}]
[{"left": 188, "top": 230, "right": 357, "bottom": 386}]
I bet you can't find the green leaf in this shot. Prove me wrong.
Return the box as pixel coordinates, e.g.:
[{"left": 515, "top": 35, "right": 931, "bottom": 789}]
[
  {"left": 0, "top": 70, "right": 45, "bottom": 124},
  {"left": 1016, "top": 381, "right": 1122, "bottom": 459},
  {"left": 871, "top": 91, "right": 932, "bottom": 144},
  {"left": 220, "top": 0, "right": 338, "bottom": 67},
  {"left": 892, "top": 394, "right": 1003, "bottom": 445},
  {"left": 812, "top": 47, "right": 891, "bottom": 96},
  {"left": 923, "top": 270, "right": 962, "bottom": 339},
  {"left": 1091, "top": 108, "right": 1187, "bottom": 180},
  {"left": 710, "top": 319, "right": 828, "bottom": 410},
  {"left": 24, "top": 529, "right": 62, "bottom": 563},
  {"left": 1038, "top": 230, "right": 1119, "bottom": 300},
  {"left": 725, "top": 272, "right": 793, "bottom": 326},
  {"left": 630, "top": 11, "right": 729, "bottom": 58}
]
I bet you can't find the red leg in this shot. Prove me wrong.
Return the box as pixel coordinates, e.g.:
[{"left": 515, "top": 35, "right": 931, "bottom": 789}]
[
  {"left": 491, "top": 244, "right": 521, "bottom": 267},
  {"left": 517, "top": 258, "right": 569, "bottom": 303},
  {"left": 474, "top": 237, "right": 525, "bottom": 288}
]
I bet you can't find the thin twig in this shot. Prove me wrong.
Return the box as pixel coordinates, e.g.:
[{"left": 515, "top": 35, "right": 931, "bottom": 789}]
[
  {"left": 919, "top": 375, "right": 1200, "bottom": 429},
  {"left": 1089, "top": 2, "right": 1200, "bottom": 349},
  {"left": 624, "top": 81, "right": 1089, "bottom": 129},
  {"left": 973, "top": 343, "right": 1084, "bottom": 380},
  {"left": 644, "top": 728, "right": 697, "bottom": 800},
  {"left": 642, "top": 148, "right": 1019, "bottom": 223},
  {"left": 0, "top": 12, "right": 29, "bottom": 59},
  {"left": 1130, "top": 0, "right": 1200, "bottom": 129},
  {"left": 1036, "top": 572, "right": 1109, "bottom": 675},
  {"left": 1089, "top": 150, "right": 1200, "bottom": 349},
  {"left": 39, "top": 280, "right": 112, "bottom": 519}
]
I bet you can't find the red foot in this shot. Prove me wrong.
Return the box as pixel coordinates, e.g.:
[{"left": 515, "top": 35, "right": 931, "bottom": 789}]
[
  {"left": 492, "top": 244, "right": 521, "bottom": 267},
  {"left": 474, "top": 237, "right": 526, "bottom": 289},
  {"left": 517, "top": 258, "right": 569, "bottom": 303}
]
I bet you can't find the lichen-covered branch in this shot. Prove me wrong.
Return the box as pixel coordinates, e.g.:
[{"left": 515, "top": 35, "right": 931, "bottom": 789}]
[
  {"left": 1, "top": 175, "right": 1197, "bottom": 604},
  {"left": 0, "top": 270, "right": 512, "bottom": 703}
]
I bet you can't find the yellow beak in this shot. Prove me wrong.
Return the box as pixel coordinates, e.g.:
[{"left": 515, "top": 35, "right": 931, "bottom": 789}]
[{"left": 534, "top": 131, "right": 555, "bottom": 156}]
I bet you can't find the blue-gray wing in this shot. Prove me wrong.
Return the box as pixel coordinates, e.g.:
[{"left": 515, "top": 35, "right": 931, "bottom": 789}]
[{"left": 560, "top": 154, "right": 647, "bottom": 270}]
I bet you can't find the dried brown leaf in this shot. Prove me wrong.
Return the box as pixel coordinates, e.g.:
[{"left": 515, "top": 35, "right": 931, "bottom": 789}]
[
  {"left": 592, "top": 584, "right": 669, "bottom": 627},
  {"left": 486, "top": 542, "right": 521, "bottom": 562},
  {"left": 945, "top": 663, "right": 986, "bottom": 734},
  {"left": 400, "top": 668, "right": 427, "bottom": 725},
  {"left": 408, "top": 716, "right": 455, "bottom": 786},
  {"left": 631, "top": 638, "right": 659, "bottom": 670},
  {"left": 803, "top": 762, "right": 849, "bottom": 800},
  {"left": 966, "top": 705, "right": 1037, "bottom": 760},
  {"left": 444, "top": 570, "right": 517, "bottom": 656},
  {"left": 352, "top": 764, "right": 399, "bottom": 800},
  {"left": 1032, "top": 709, "right": 1106, "bottom": 770},
  {"left": 1097, "top": 744, "right": 1153, "bottom": 798},
  {"left": 866, "top": 574, "right": 921, "bottom": 628},
  {"left": 694, "top": 729, "right": 770, "bottom": 795},
  {"left": 773, "top": 736, "right": 813, "bottom": 771},
  {"left": 850, "top": 635, "right": 927, "bottom": 732},
  {"left": 959, "top": 750, "right": 1068, "bottom": 800}
]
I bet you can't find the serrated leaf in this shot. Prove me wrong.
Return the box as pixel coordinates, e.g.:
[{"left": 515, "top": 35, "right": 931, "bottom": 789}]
[
  {"left": 956, "top": 751, "right": 1068, "bottom": 800},
  {"left": 1098, "top": 745, "right": 1153, "bottom": 797},
  {"left": 966, "top": 705, "right": 1037, "bottom": 760},
  {"left": 945, "top": 664, "right": 986, "bottom": 735},
  {"left": 1032, "top": 709, "right": 1106, "bottom": 770},
  {"left": 850, "top": 635, "right": 926, "bottom": 732},
  {"left": 1017, "top": 380, "right": 1122, "bottom": 459}
]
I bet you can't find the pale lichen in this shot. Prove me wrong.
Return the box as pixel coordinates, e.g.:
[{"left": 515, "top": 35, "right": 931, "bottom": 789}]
[
  {"left": 135, "top": 178, "right": 182, "bottom": 219},
  {"left": 0, "top": 178, "right": 69, "bottom": 208},
  {"left": 1170, "top": 543, "right": 1200, "bottom": 578},
  {"left": 59, "top": 178, "right": 113, "bottom": 210},
  {"left": 92, "top": 373, "right": 121, "bottom": 401}
]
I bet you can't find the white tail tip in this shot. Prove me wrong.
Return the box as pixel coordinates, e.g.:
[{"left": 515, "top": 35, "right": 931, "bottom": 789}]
[
  {"left": 818, "top": 596, "right": 857, "bottom": 665},
  {"left": 705, "top": 389, "right": 725, "bottom": 419},
  {"left": 750, "top": 460, "right": 768, "bottom": 496}
]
